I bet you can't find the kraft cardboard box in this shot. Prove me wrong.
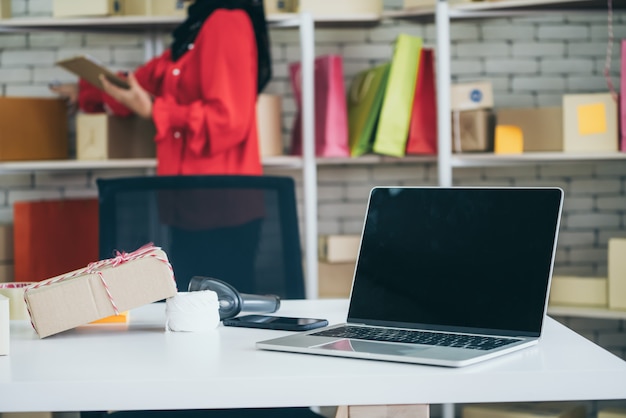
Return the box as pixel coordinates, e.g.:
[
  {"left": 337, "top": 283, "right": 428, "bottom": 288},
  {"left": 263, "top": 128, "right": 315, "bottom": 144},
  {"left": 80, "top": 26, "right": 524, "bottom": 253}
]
[
  {"left": 0, "top": 0, "right": 11, "bottom": 18},
  {"left": 318, "top": 261, "right": 354, "bottom": 299},
  {"left": 318, "top": 235, "right": 360, "bottom": 263},
  {"left": 462, "top": 402, "right": 586, "bottom": 418},
  {"left": 451, "top": 81, "right": 494, "bottom": 112},
  {"left": 496, "top": 107, "right": 563, "bottom": 152},
  {"left": 24, "top": 246, "right": 177, "bottom": 338},
  {"left": 0, "top": 98, "right": 68, "bottom": 161},
  {"left": 298, "top": 0, "right": 383, "bottom": 16},
  {"left": 124, "top": 0, "right": 189, "bottom": 17},
  {"left": 608, "top": 238, "right": 626, "bottom": 310},
  {"left": 76, "top": 113, "right": 156, "bottom": 160},
  {"left": 451, "top": 109, "right": 495, "bottom": 153},
  {"left": 562, "top": 93, "right": 618, "bottom": 153},
  {"left": 265, "top": 0, "right": 297, "bottom": 14},
  {"left": 404, "top": 0, "right": 472, "bottom": 8},
  {"left": 549, "top": 276, "right": 608, "bottom": 308},
  {"left": 257, "top": 94, "right": 284, "bottom": 157},
  {"left": 53, "top": 0, "right": 123, "bottom": 17},
  {"left": 599, "top": 408, "right": 626, "bottom": 418}
]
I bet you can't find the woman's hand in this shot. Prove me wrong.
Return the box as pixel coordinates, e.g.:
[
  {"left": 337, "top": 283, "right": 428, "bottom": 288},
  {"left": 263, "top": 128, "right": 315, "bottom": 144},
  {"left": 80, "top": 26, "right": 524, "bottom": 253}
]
[
  {"left": 49, "top": 82, "right": 79, "bottom": 114},
  {"left": 99, "top": 72, "right": 153, "bottom": 119}
]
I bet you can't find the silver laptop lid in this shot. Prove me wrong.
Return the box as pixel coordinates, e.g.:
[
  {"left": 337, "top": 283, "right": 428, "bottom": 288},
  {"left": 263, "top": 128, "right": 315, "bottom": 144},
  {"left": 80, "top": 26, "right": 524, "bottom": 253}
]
[{"left": 347, "top": 187, "right": 564, "bottom": 338}]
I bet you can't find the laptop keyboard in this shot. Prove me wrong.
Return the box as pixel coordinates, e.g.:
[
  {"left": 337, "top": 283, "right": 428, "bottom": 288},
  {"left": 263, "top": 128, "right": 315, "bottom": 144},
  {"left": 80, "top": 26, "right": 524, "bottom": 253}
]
[{"left": 311, "top": 325, "right": 519, "bottom": 351}]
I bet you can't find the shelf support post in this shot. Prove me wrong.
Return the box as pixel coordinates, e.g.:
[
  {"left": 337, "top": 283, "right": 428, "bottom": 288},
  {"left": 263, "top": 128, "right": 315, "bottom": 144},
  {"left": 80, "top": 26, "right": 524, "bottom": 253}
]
[
  {"left": 300, "top": 12, "right": 318, "bottom": 299},
  {"left": 436, "top": 0, "right": 452, "bottom": 188}
]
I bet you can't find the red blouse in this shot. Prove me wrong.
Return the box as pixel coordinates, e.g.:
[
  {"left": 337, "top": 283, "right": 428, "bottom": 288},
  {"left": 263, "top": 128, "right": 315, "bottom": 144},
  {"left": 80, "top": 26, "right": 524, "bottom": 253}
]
[{"left": 79, "top": 9, "right": 262, "bottom": 176}]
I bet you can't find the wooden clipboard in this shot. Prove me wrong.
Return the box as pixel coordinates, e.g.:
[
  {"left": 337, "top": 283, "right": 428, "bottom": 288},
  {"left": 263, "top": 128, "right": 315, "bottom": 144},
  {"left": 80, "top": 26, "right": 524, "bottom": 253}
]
[{"left": 56, "top": 55, "right": 130, "bottom": 90}]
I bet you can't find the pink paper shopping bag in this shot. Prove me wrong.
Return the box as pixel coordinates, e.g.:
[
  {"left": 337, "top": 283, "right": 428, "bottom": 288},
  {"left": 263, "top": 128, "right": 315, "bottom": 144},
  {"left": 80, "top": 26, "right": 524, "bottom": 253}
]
[
  {"left": 290, "top": 55, "right": 350, "bottom": 157},
  {"left": 406, "top": 48, "right": 437, "bottom": 155}
]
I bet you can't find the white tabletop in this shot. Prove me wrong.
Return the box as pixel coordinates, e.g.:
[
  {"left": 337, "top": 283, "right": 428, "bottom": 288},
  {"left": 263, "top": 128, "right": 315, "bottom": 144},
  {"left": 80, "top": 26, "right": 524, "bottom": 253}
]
[{"left": 2, "top": 299, "right": 626, "bottom": 413}]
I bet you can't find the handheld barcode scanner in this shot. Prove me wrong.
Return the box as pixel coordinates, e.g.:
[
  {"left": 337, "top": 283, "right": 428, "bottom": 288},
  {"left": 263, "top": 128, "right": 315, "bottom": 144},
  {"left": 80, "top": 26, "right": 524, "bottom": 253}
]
[{"left": 188, "top": 276, "right": 281, "bottom": 320}]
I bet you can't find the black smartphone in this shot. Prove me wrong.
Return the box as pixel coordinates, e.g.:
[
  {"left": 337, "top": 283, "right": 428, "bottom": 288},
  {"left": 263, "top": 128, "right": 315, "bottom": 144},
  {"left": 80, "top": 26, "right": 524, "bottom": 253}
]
[{"left": 223, "top": 315, "right": 328, "bottom": 331}]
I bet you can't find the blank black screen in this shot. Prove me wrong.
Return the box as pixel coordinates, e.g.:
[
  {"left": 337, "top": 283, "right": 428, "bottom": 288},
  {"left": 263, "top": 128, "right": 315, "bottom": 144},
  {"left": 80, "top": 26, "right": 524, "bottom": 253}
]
[{"left": 347, "top": 187, "right": 563, "bottom": 337}]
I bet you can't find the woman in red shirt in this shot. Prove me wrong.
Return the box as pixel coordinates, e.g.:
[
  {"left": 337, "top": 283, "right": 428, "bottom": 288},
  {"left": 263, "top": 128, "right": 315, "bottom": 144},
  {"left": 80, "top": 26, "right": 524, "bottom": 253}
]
[{"left": 82, "top": 0, "right": 270, "bottom": 176}]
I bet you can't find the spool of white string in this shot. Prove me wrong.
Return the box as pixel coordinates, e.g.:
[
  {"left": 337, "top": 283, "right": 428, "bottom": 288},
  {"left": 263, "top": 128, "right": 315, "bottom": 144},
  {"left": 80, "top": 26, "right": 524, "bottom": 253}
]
[{"left": 165, "top": 290, "right": 220, "bottom": 332}]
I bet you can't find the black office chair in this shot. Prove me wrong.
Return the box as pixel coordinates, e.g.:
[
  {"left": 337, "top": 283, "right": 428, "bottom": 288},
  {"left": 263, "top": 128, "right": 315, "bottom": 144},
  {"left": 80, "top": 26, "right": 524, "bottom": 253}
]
[{"left": 85, "top": 174, "right": 321, "bottom": 418}]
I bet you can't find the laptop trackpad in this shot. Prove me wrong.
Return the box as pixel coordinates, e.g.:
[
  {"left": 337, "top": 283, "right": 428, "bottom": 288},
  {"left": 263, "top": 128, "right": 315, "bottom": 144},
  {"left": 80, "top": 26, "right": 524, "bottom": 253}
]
[{"left": 317, "top": 339, "right": 430, "bottom": 356}]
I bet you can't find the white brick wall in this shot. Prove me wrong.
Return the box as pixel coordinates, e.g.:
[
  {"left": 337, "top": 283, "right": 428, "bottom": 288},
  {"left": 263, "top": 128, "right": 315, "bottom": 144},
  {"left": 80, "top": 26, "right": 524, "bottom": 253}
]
[{"left": 0, "top": 0, "right": 624, "bottom": 374}]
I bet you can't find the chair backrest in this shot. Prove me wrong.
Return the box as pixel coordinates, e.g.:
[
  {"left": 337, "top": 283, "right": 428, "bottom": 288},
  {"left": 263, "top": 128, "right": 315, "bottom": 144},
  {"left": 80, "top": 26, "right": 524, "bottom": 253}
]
[{"left": 97, "top": 175, "right": 305, "bottom": 299}]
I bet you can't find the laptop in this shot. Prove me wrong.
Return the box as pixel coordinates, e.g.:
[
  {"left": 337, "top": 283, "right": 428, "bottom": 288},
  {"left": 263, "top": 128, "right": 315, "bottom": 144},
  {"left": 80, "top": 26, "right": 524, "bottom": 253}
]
[{"left": 257, "top": 187, "right": 564, "bottom": 367}]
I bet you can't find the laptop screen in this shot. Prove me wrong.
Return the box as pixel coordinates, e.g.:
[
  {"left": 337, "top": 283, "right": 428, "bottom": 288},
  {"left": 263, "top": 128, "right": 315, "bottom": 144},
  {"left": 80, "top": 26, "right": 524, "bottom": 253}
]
[{"left": 347, "top": 187, "right": 563, "bottom": 337}]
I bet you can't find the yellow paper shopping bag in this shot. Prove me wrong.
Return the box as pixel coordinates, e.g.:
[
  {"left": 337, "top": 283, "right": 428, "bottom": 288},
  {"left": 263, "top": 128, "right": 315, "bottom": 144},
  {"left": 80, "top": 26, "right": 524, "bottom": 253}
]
[{"left": 372, "top": 34, "right": 423, "bottom": 157}]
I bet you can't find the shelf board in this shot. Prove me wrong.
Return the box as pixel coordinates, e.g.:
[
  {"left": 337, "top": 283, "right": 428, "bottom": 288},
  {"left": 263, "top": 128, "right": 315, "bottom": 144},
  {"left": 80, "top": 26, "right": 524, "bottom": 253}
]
[
  {"left": 0, "top": 12, "right": 381, "bottom": 33},
  {"left": 548, "top": 305, "right": 626, "bottom": 320},
  {"left": 451, "top": 152, "right": 626, "bottom": 167}
]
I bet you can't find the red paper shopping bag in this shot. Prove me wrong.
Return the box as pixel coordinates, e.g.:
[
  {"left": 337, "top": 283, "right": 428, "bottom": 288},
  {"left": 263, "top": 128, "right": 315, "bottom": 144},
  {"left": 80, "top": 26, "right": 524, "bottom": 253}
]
[
  {"left": 13, "top": 198, "right": 99, "bottom": 282},
  {"left": 290, "top": 55, "right": 350, "bottom": 157},
  {"left": 406, "top": 48, "right": 437, "bottom": 155}
]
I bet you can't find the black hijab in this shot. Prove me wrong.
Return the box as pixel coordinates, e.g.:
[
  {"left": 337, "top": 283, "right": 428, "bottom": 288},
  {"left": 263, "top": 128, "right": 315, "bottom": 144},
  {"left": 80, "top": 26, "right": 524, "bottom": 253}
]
[{"left": 171, "top": 0, "right": 271, "bottom": 93}]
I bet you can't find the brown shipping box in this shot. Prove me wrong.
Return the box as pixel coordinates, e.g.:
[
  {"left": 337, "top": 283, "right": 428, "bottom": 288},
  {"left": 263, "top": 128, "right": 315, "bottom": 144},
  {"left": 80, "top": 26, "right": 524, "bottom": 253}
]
[
  {"left": 496, "top": 107, "right": 563, "bottom": 152},
  {"left": 451, "top": 109, "right": 495, "bottom": 153},
  {"left": 53, "top": 0, "right": 122, "bottom": 17},
  {"left": 76, "top": 113, "right": 156, "bottom": 160},
  {"left": 124, "top": 0, "right": 189, "bottom": 16},
  {"left": 0, "top": 97, "right": 68, "bottom": 161},
  {"left": 298, "top": 0, "right": 383, "bottom": 16},
  {"left": 0, "top": 0, "right": 11, "bottom": 18},
  {"left": 24, "top": 246, "right": 178, "bottom": 338}
]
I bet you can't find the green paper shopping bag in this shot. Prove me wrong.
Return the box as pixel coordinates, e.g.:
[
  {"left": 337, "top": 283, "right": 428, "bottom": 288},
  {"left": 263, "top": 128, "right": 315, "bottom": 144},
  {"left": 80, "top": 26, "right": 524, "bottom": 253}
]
[
  {"left": 347, "top": 62, "right": 390, "bottom": 157},
  {"left": 372, "top": 34, "right": 423, "bottom": 157}
]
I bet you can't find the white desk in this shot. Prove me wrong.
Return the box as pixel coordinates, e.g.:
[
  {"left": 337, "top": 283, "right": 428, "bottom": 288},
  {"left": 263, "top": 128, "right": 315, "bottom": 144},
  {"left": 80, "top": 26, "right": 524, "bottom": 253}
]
[{"left": 2, "top": 299, "right": 626, "bottom": 413}]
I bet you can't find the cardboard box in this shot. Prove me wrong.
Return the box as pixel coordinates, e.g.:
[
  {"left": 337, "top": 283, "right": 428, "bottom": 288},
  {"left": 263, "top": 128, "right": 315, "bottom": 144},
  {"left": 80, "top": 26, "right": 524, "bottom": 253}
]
[
  {"left": 462, "top": 402, "right": 586, "bottom": 418},
  {"left": 0, "top": 0, "right": 11, "bottom": 19},
  {"left": 599, "top": 408, "right": 626, "bottom": 418},
  {"left": 265, "top": 0, "right": 298, "bottom": 14},
  {"left": 549, "top": 276, "right": 608, "bottom": 307},
  {"left": 76, "top": 113, "right": 156, "bottom": 160},
  {"left": 451, "top": 109, "right": 495, "bottom": 153},
  {"left": 496, "top": 107, "right": 563, "bottom": 152},
  {"left": 0, "top": 224, "right": 12, "bottom": 263},
  {"left": 562, "top": 93, "right": 618, "bottom": 153},
  {"left": 608, "top": 238, "right": 626, "bottom": 310},
  {"left": 124, "top": 0, "right": 189, "bottom": 16},
  {"left": 318, "top": 261, "right": 354, "bottom": 299},
  {"left": 257, "top": 94, "right": 283, "bottom": 157},
  {"left": 0, "top": 282, "right": 34, "bottom": 320},
  {"left": 404, "top": 0, "right": 471, "bottom": 8},
  {"left": 0, "top": 294, "right": 8, "bottom": 356},
  {"left": 53, "top": 0, "right": 123, "bottom": 17},
  {"left": 24, "top": 246, "right": 177, "bottom": 338},
  {"left": 0, "top": 98, "right": 68, "bottom": 161},
  {"left": 451, "top": 81, "right": 494, "bottom": 112},
  {"left": 298, "top": 0, "right": 383, "bottom": 16},
  {"left": 318, "top": 235, "right": 360, "bottom": 263}
]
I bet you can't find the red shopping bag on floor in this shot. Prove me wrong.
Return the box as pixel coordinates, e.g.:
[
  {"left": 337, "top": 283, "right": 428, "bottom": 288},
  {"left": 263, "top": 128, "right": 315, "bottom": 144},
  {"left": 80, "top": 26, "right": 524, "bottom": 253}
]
[
  {"left": 406, "top": 48, "right": 437, "bottom": 155},
  {"left": 290, "top": 55, "right": 350, "bottom": 157}
]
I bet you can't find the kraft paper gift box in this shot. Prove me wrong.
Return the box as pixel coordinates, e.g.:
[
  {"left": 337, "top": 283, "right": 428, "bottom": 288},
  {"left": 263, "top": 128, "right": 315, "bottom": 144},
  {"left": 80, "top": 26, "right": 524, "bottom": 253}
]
[
  {"left": 608, "top": 238, "right": 626, "bottom": 310},
  {"left": 0, "top": 97, "right": 68, "bottom": 161},
  {"left": 76, "top": 113, "right": 156, "bottom": 160},
  {"left": 462, "top": 402, "right": 586, "bottom": 418},
  {"left": 599, "top": 409, "right": 626, "bottom": 418},
  {"left": 549, "top": 276, "right": 608, "bottom": 308},
  {"left": 265, "top": 0, "right": 297, "bottom": 14},
  {"left": 496, "top": 107, "right": 563, "bottom": 152},
  {"left": 451, "top": 81, "right": 494, "bottom": 112},
  {"left": 124, "top": 0, "right": 189, "bottom": 16},
  {"left": 53, "top": 0, "right": 123, "bottom": 17},
  {"left": 562, "top": 93, "right": 618, "bottom": 153},
  {"left": 318, "top": 235, "right": 361, "bottom": 263},
  {"left": 24, "top": 245, "right": 177, "bottom": 338}
]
